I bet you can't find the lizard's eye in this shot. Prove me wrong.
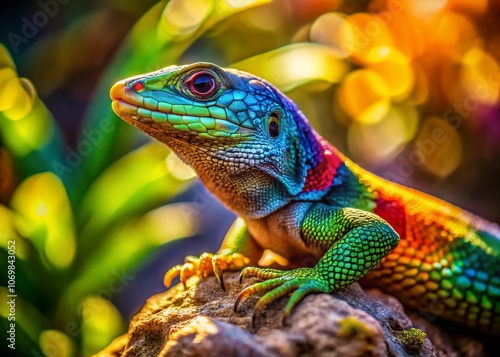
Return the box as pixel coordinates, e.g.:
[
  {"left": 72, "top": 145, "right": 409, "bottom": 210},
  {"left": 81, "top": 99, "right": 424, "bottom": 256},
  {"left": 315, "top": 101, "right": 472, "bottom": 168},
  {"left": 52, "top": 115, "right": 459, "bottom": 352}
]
[
  {"left": 131, "top": 80, "right": 144, "bottom": 92},
  {"left": 185, "top": 71, "right": 218, "bottom": 98},
  {"left": 268, "top": 112, "right": 280, "bottom": 138}
]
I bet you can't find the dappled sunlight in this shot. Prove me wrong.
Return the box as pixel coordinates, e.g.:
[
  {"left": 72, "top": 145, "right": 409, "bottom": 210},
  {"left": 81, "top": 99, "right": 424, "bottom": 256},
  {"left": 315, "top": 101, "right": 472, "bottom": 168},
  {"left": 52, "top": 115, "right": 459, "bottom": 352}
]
[
  {"left": 233, "top": 43, "right": 349, "bottom": 91},
  {"left": 310, "top": 12, "right": 353, "bottom": 58},
  {"left": 460, "top": 47, "right": 499, "bottom": 106},
  {"left": 146, "top": 203, "right": 200, "bottom": 244},
  {"left": 0, "top": 68, "right": 19, "bottom": 111},
  {"left": 290, "top": 0, "right": 500, "bottom": 171},
  {"left": 430, "top": 12, "right": 476, "bottom": 54},
  {"left": 347, "top": 105, "right": 419, "bottom": 164},
  {"left": 0, "top": 205, "right": 29, "bottom": 259},
  {"left": 160, "top": 0, "right": 213, "bottom": 37},
  {"left": 2, "top": 100, "right": 55, "bottom": 156},
  {"left": 368, "top": 51, "right": 414, "bottom": 100},
  {"left": 415, "top": 117, "right": 462, "bottom": 178},
  {"left": 226, "top": 0, "right": 263, "bottom": 8},
  {"left": 406, "top": 0, "right": 447, "bottom": 20},
  {"left": 0, "top": 45, "right": 59, "bottom": 160},
  {"left": 166, "top": 152, "right": 197, "bottom": 180},
  {"left": 39, "top": 330, "right": 75, "bottom": 357},
  {"left": 406, "top": 64, "right": 429, "bottom": 105},
  {"left": 158, "top": 0, "right": 270, "bottom": 41},
  {"left": 447, "top": 0, "right": 488, "bottom": 15},
  {"left": 10, "top": 173, "right": 76, "bottom": 270},
  {"left": 80, "top": 296, "right": 124, "bottom": 357},
  {"left": 1, "top": 77, "right": 36, "bottom": 120},
  {"left": 345, "top": 13, "right": 394, "bottom": 64},
  {"left": 337, "top": 69, "right": 391, "bottom": 124},
  {"left": 79, "top": 142, "right": 191, "bottom": 234}
]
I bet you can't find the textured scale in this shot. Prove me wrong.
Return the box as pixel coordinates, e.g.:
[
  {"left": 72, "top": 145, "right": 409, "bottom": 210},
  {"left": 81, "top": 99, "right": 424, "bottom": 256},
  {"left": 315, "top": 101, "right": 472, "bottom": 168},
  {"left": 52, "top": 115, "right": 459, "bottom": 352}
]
[{"left": 110, "top": 62, "right": 500, "bottom": 333}]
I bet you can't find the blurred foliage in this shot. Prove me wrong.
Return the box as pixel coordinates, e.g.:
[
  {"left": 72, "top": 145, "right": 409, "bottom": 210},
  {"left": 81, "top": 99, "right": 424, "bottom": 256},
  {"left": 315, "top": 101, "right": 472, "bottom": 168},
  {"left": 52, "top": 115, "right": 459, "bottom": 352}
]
[{"left": 1, "top": 0, "right": 500, "bottom": 356}]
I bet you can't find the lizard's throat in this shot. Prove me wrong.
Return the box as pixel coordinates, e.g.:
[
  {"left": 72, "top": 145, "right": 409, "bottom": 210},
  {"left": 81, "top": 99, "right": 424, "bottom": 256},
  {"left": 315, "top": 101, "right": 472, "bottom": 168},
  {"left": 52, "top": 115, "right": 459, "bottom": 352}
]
[{"left": 195, "top": 167, "right": 293, "bottom": 219}]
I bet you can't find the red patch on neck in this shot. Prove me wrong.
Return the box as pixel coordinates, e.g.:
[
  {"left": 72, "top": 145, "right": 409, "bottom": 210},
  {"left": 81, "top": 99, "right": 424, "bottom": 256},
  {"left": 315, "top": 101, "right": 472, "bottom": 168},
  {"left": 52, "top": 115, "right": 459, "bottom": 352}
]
[{"left": 302, "top": 139, "right": 343, "bottom": 193}]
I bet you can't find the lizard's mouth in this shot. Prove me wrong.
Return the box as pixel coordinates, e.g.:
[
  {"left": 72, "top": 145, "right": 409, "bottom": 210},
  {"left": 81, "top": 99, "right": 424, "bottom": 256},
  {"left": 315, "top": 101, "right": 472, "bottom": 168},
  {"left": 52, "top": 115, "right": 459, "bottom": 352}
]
[{"left": 110, "top": 80, "right": 254, "bottom": 140}]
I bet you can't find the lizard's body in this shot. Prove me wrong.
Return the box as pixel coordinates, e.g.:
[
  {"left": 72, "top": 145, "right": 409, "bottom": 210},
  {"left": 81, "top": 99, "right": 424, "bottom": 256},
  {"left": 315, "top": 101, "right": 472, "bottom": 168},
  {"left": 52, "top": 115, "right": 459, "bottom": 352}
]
[{"left": 110, "top": 63, "right": 500, "bottom": 333}]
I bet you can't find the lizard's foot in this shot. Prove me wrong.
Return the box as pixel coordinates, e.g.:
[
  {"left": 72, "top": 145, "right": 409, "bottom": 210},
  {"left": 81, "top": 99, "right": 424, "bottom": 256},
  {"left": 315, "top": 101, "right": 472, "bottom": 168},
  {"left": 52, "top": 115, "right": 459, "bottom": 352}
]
[
  {"left": 164, "top": 252, "right": 249, "bottom": 291},
  {"left": 234, "top": 267, "right": 329, "bottom": 325}
]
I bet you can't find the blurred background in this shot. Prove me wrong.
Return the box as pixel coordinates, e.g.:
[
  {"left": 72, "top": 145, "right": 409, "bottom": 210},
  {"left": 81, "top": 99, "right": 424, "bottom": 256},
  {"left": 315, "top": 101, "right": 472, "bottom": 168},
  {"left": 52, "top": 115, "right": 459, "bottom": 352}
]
[{"left": 1, "top": 0, "right": 500, "bottom": 355}]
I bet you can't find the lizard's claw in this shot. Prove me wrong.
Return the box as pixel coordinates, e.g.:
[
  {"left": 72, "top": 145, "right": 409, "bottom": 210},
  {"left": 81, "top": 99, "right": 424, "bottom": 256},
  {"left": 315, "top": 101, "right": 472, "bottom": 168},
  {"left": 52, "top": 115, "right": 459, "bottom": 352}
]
[
  {"left": 164, "top": 252, "right": 250, "bottom": 291},
  {"left": 234, "top": 267, "right": 329, "bottom": 326}
]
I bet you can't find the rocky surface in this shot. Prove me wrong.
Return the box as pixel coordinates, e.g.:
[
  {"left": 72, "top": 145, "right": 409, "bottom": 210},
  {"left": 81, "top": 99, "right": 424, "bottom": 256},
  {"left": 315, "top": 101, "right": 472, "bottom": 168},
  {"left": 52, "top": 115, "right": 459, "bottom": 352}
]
[{"left": 95, "top": 272, "right": 488, "bottom": 357}]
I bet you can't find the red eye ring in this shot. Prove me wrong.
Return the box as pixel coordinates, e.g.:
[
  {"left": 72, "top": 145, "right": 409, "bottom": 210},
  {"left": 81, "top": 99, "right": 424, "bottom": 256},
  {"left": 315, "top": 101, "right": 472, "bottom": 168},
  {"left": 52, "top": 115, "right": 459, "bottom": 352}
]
[
  {"left": 131, "top": 81, "right": 144, "bottom": 92},
  {"left": 185, "top": 71, "right": 218, "bottom": 98}
]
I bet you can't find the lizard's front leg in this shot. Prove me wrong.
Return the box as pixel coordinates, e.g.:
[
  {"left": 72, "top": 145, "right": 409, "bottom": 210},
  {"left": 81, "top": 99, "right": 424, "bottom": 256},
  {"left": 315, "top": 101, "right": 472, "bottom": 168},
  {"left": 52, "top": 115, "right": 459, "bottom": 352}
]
[
  {"left": 164, "top": 217, "right": 264, "bottom": 290},
  {"left": 235, "top": 204, "right": 399, "bottom": 323}
]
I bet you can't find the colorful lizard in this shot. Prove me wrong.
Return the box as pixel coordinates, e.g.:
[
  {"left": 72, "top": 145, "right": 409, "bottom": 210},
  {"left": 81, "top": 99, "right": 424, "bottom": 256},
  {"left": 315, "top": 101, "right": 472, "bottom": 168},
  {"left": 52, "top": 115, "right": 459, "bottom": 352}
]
[{"left": 110, "top": 62, "right": 500, "bottom": 333}]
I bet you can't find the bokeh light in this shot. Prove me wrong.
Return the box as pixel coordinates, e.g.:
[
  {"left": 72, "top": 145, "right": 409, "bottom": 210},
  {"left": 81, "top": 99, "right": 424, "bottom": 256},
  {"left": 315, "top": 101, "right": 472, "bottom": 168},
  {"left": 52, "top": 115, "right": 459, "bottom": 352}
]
[
  {"left": 40, "top": 330, "right": 75, "bottom": 357},
  {"left": 160, "top": 0, "right": 213, "bottom": 37},
  {"left": 290, "top": 0, "right": 500, "bottom": 179},
  {"left": 337, "top": 69, "right": 391, "bottom": 124},
  {"left": 10, "top": 173, "right": 76, "bottom": 270},
  {"left": 416, "top": 116, "right": 463, "bottom": 178},
  {"left": 348, "top": 105, "right": 419, "bottom": 164},
  {"left": 233, "top": 43, "right": 349, "bottom": 91}
]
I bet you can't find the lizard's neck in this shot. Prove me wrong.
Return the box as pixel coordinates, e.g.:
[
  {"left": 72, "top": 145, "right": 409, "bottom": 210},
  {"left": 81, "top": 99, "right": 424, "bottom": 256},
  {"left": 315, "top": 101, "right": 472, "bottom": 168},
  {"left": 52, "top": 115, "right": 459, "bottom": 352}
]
[
  {"left": 301, "top": 136, "right": 345, "bottom": 194},
  {"left": 199, "top": 169, "right": 294, "bottom": 219},
  {"left": 294, "top": 133, "right": 380, "bottom": 210},
  {"left": 168, "top": 126, "right": 350, "bottom": 218},
  {"left": 166, "top": 137, "right": 295, "bottom": 218},
  {"left": 195, "top": 133, "right": 351, "bottom": 218}
]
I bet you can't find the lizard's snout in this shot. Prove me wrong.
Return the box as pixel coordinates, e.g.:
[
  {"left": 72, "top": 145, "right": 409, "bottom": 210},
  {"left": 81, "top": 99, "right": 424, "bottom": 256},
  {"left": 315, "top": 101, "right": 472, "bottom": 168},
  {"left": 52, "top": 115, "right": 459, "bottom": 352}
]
[{"left": 110, "top": 81, "right": 125, "bottom": 101}]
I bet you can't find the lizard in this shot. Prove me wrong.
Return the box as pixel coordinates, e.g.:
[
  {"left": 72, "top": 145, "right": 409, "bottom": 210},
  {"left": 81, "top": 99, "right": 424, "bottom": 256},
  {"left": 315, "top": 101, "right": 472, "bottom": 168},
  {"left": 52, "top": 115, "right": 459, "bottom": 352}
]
[{"left": 110, "top": 62, "right": 500, "bottom": 333}]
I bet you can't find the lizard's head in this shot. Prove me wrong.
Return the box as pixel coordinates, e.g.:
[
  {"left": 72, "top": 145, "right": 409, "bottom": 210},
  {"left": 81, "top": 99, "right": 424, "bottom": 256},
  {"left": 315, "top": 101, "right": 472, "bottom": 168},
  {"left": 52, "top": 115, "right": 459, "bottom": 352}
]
[{"left": 111, "top": 62, "right": 323, "bottom": 216}]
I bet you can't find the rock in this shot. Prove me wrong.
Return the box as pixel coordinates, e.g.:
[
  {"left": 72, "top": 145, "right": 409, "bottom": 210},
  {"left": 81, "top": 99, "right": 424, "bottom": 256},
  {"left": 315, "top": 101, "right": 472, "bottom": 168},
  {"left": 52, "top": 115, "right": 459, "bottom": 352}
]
[{"left": 95, "top": 272, "right": 488, "bottom": 357}]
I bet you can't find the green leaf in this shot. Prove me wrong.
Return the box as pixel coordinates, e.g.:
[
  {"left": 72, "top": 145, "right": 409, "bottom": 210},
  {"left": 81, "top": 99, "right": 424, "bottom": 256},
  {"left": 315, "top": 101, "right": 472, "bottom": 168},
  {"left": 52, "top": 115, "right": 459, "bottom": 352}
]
[
  {"left": 0, "top": 46, "right": 65, "bottom": 182},
  {"left": 10, "top": 173, "right": 76, "bottom": 271},
  {"left": 39, "top": 329, "right": 77, "bottom": 357},
  {"left": 0, "top": 44, "right": 16, "bottom": 69},
  {"left": 60, "top": 201, "right": 201, "bottom": 325},
  {"left": 232, "top": 43, "right": 350, "bottom": 92},
  {"left": 77, "top": 141, "right": 193, "bottom": 259},
  {"left": 81, "top": 296, "right": 125, "bottom": 356},
  {"left": 0, "top": 286, "right": 49, "bottom": 352}
]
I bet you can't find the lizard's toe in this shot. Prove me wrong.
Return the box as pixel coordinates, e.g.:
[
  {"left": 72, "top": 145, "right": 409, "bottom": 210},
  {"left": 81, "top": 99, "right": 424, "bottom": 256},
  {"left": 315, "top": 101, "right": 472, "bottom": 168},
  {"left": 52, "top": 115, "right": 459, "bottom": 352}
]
[
  {"left": 238, "top": 267, "right": 283, "bottom": 283},
  {"left": 163, "top": 254, "right": 212, "bottom": 289},
  {"left": 164, "top": 252, "right": 251, "bottom": 290},
  {"left": 164, "top": 264, "right": 183, "bottom": 287},
  {"left": 213, "top": 253, "right": 250, "bottom": 290},
  {"left": 235, "top": 267, "right": 329, "bottom": 326}
]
